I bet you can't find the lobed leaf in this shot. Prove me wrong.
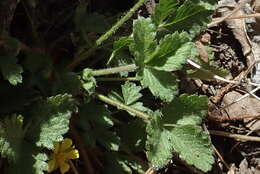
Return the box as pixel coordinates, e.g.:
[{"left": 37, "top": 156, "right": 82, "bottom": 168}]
[
  {"left": 161, "top": 0, "right": 216, "bottom": 38},
  {"left": 146, "top": 111, "right": 173, "bottom": 168},
  {"left": 27, "top": 94, "right": 75, "bottom": 149},
  {"left": 162, "top": 94, "right": 208, "bottom": 125},
  {"left": 152, "top": 0, "right": 179, "bottom": 25},
  {"left": 0, "top": 115, "right": 25, "bottom": 162},
  {"left": 171, "top": 125, "right": 214, "bottom": 172},
  {"left": 146, "top": 32, "right": 198, "bottom": 71},
  {"left": 139, "top": 68, "right": 178, "bottom": 102},
  {"left": 131, "top": 16, "right": 157, "bottom": 68}
]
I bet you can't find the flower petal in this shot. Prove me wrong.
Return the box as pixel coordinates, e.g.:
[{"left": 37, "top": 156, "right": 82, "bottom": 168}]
[
  {"left": 65, "top": 149, "right": 79, "bottom": 159},
  {"left": 60, "top": 161, "right": 70, "bottom": 174},
  {"left": 53, "top": 141, "right": 61, "bottom": 154},
  {"left": 48, "top": 159, "right": 58, "bottom": 173},
  {"left": 61, "top": 138, "right": 73, "bottom": 151}
]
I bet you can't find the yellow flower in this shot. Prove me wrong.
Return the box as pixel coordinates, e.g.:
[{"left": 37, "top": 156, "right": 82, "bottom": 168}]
[{"left": 48, "top": 138, "right": 79, "bottom": 174}]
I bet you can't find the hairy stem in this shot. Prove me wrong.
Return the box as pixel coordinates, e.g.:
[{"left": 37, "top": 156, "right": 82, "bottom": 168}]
[
  {"left": 96, "top": 77, "right": 139, "bottom": 81},
  {"left": 68, "top": 0, "right": 147, "bottom": 70},
  {"left": 96, "top": 93, "right": 150, "bottom": 120},
  {"left": 92, "top": 64, "right": 137, "bottom": 76}
]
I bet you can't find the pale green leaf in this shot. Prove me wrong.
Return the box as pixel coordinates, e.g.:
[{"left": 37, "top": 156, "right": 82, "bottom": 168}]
[
  {"left": 172, "top": 125, "right": 214, "bottom": 172},
  {"left": 131, "top": 16, "right": 157, "bottom": 67},
  {"left": 140, "top": 68, "right": 178, "bottom": 102},
  {"left": 82, "top": 68, "right": 96, "bottom": 96},
  {"left": 27, "top": 94, "right": 75, "bottom": 149},
  {"left": 152, "top": 0, "right": 179, "bottom": 25},
  {"left": 33, "top": 153, "right": 48, "bottom": 174},
  {"left": 122, "top": 81, "right": 142, "bottom": 105},
  {"left": 162, "top": 94, "right": 208, "bottom": 125},
  {"left": 0, "top": 56, "right": 23, "bottom": 85}
]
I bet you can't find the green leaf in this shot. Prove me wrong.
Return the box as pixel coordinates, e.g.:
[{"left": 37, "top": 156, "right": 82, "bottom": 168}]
[
  {"left": 118, "top": 119, "right": 146, "bottom": 151},
  {"left": 32, "top": 153, "right": 49, "bottom": 174},
  {"left": 104, "top": 152, "right": 145, "bottom": 174},
  {"left": 146, "top": 32, "right": 197, "bottom": 71},
  {"left": 146, "top": 111, "right": 173, "bottom": 168},
  {"left": 161, "top": 0, "right": 216, "bottom": 38},
  {"left": 0, "top": 115, "right": 25, "bottom": 162},
  {"left": 172, "top": 125, "right": 214, "bottom": 172},
  {"left": 75, "top": 6, "right": 109, "bottom": 33},
  {"left": 131, "top": 16, "right": 157, "bottom": 67},
  {"left": 152, "top": 0, "right": 179, "bottom": 25},
  {"left": 139, "top": 68, "right": 178, "bottom": 102},
  {"left": 0, "top": 56, "right": 23, "bottom": 85},
  {"left": 27, "top": 94, "right": 75, "bottom": 149},
  {"left": 162, "top": 94, "right": 208, "bottom": 125},
  {"left": 82, "top": 68, "right": 96, "bottom": 96},
  {"left": 107, "top": 36, "right": 133, "bottom": 65},
  {"left": 108, "top": 81, "right": 149, "bottom": 116},
  {"left": 78, "top": 102, "right": 120, "bottom": 151}
]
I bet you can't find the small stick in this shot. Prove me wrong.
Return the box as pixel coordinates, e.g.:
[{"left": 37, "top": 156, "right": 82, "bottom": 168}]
[
  {"left": 208, "top": 113, "right": 260, "bottom": 122},
  {"left": 209, "top": 130, "right": 260, "bottom": 142}
]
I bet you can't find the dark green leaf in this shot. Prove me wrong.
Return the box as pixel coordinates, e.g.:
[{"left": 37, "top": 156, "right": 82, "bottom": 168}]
[
  {"left": 140, "top": 68, "right": 178, "bottom": 102},
  {"left": 172, "top": 125, "right": 214, "bottom": 172},
  {"left": 0, "top": 56, "right": 23, "bottom": 85},
  {"left": 131, "top": 16, "right": 157, "bottom": 67},
  {"left": 162, "top": 94, "right": 208, "bottom": 125},
  {"left": 152, "top": 0, "right": 179, "bottom": 25},
  {"left": 161, "top": 0, "right": 216, "bottom": 38}
]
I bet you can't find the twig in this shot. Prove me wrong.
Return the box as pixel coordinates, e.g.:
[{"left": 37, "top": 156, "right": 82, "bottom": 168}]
[
  {"left": 226, "top": 13, "right": 260, "bottom": 19},
  {"left": 145, "top": 167, "right": 157, "bottom": 174},
  {"left": 69, "top": 160, "right": 80, "bottom": 174},
  {"left": 209, "top": 130, "right": 260, "bottom": 142},
  {"left": 96, "top": 77, "right": 139, "bottom": 81},
  {"left": 208, "top": 113, "right": 260, "bottom": 122},
  {"left": 70, "top": 121, "right": 95, "bottom": 174},
  {"left": 207, "top": 0, "right": 248, "bottom": 27}
]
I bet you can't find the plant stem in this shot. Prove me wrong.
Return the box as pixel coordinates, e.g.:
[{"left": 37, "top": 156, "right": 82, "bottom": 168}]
[
  {"left": 209, "top": 130, "right": 260, "bottom": 142},
  {"left": 69, "top": 160, "right": 79, "bottom": 174},
  {"left": 96, "top": 93, "right": 150, "bottom": 120},
  {"left": 68, "top": 0, "right": 147, "bottom": 70},
  {"left": 96, "top": 77, "right": 139, "bottom": 81},
  {"left": 92, "top": 64, "right": 137, "bottom": 76}
]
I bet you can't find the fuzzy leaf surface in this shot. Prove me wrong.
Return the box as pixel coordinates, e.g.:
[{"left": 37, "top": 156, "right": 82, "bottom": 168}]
[
  {"left": 146, "top": 111, "right": 173, "bottom": 168},
  {"left": 108, "top": 81, "right": 149, "bottom": 115},
  {"left": 131, "top": 16, "right": 157, "bottom": 67},
  {"left": 162, "top": 94, "right": 208, "bottom": 125},
  {"left": 172, "top": 125, "right": 214, "bottom": 172},
  {"left": 27, "top": 94, "right": 75, "bottom": 149},
  {"left": 162, "top": 0, "right": 216, "bottom": 38},
  {"left": 146, "top": 32, "right": 197, "bottom": 71},
  {"left": 0, "top": 56, "right": 23, "bottom": 85},
  {"left": 0, "top": 115, "right": 25, "bottom": 162},
  {"left": 140, "top": 68, "right": 178, "bottom": 102}
]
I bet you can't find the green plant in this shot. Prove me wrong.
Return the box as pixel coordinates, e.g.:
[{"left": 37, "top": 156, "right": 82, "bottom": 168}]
[{"left": 0, "top": 0, "right": 222, "bottom": 173}]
